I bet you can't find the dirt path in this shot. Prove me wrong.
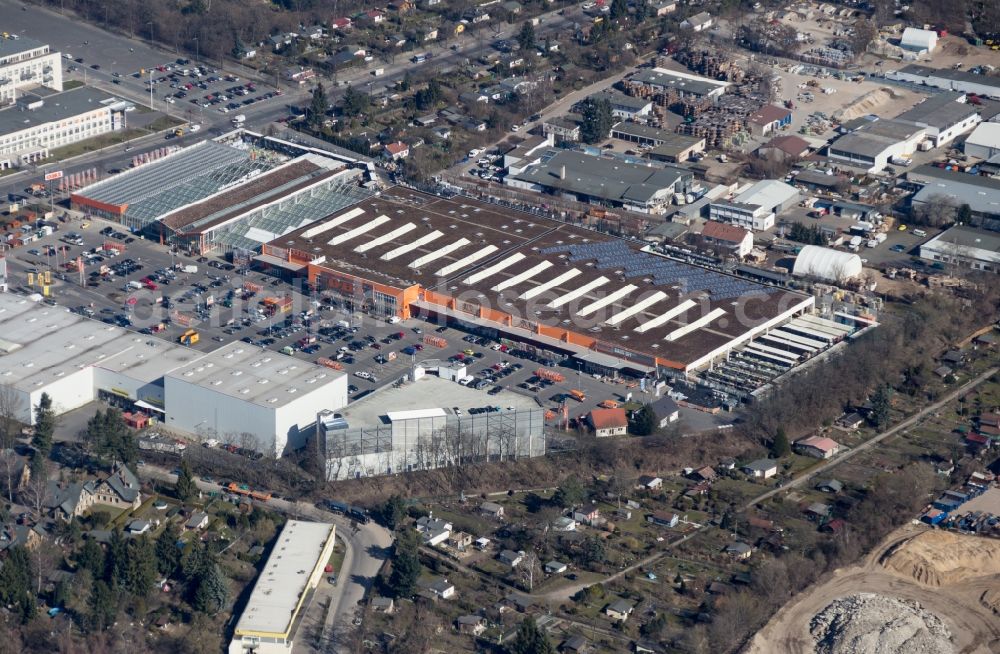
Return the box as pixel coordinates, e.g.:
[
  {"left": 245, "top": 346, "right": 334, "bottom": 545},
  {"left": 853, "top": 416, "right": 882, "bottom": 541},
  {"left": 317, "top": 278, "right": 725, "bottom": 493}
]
[{"left": 746, "top": 524, "right": 1000, "bottom": 654}]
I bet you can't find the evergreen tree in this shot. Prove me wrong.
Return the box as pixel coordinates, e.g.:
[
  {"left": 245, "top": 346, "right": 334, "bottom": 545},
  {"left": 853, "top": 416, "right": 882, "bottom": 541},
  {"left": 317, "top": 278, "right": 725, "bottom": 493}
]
[
  {"left": 89, "top": 579, "right": 117, "bottom": 631},
  {"left": 580, "top": 98, "right": 613, "bottom": 144},
  {"left": 308, "top": 82, "right": 328, "bottom": 127},
  {"left": 578, "top": 534, "right": 606, "bottom": 566},
  {"left": 871, "top": 385, "right": 893, "bottom": 431},
  {"left": 341, "top": 84, "right": 369, "bottom": 117},
  {"left": 124, "top": 535, "right": 157, "bottom": 598},
  {"left": 387, "top": 528, "right": 421, "bottom": 598},
  {"left": 507, "top": 616, "right": 554, "bottom": 654},
  {"left": 32, "top": 392, "right": 55, "bottom": 455},
  {"left": 552, "top": 476, "right": 585, "bottom": 508},
  {"left": 0, "top": 545, "right": 35, "bottom": 622},
  {"left": 175, "top": 461, "right": 198, "bottom": 502},
  {"left": 956, "top": 203, "right": 972, "bottom": 224},
  {"left": 771, "top": 427, "right": 790, "bottom": 457},
  {"left": 376, "top": 494, "right": 406, "bottom": 530},
  {"left": 517, "top": 21, "right": 536, "bottom": 52},
  {"left": 155, "top": 522, "right": 183, "bottom": 578},
  {"left": 89, "top": 409, "right": 136, "bottom": 464},
  {"left": 610, "top": 0, "right": 628, "bottom": 21},
  {"left": 414, "top": 78, "right": 443, "bottom": 111},
  {"left": 107, "top": 528, "right": 129, "bottom": 587},
  {"left": 76, "top": 538, "right": 106, "bottom": 578},
  {"left": 629, "top": 404, "right": 657, "bottom": 436},
  {"left": 192, "top": 562, "right": 229, "bottom": 614}
]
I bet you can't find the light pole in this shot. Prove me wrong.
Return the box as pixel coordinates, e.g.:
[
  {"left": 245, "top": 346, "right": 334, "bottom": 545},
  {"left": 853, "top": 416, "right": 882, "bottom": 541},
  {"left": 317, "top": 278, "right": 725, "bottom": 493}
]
[{"left": 147, "top": 21, "right": 154, "bottom": 46}]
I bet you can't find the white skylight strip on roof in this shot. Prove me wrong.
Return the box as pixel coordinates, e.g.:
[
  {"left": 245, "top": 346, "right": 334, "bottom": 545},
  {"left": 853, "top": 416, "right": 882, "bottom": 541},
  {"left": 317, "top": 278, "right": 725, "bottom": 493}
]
[
  {"left": 380, "top": 230, "right": 443, "bottom": 260},
  {"left": 577, "top": 285, "right": 638, "bottom": 317},
  {"left": 744, "top": 340, "right": 800, "bottom": 362},
  {"left": 769, "top": 329, "right": 824, "bottom": 350},
  {"left": 519, "top": 269, "right": 582, "bottom": 300},
  {"left": 326, "top": 215, "right": 390, "bottom": 246},
  {"left": 302, "top": 206, "right": 365, "bottom": 238},
  {"left": 409, "top": 238, "right": 470, "bottom": 269},
  {"left": 605, "top": 291, "right": 667, "bottom": 326},
  {"left": 664, "top": 307, "right": 727, "bottom": 342},
  {"left": 463, "top": 253, "right": 527, "bottom": 285},
  {"left": 548, "top": 277, "right": 610, "bottom": 308},
  {"left": 797, "top": 313, "right": 853, "bottom": 334},
  {"left": 435, "top": 245, "right": 499, "bottom": 277},
  {"left": 758, "top": 334, "right": 816, "bottom": 354},
  {"left": 492, "top": 261, "right": 554, "bottom": 292},
  {"left": 354, "top": 222, "right": 417, "bottom": 253},
  {"left": 634, "top": 299, "right": 697, "bottom": 333}
]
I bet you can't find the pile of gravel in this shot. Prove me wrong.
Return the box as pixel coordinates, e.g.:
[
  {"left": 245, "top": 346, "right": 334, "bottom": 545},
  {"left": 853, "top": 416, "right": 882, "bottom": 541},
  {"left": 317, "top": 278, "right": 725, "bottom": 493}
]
[{"left": 810, "top": 593, "right": 954, "bottom": 654}]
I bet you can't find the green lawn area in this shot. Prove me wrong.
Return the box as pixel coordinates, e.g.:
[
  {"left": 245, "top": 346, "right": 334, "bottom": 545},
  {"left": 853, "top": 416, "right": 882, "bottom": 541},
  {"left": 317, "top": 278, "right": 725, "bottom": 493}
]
[
  {"left": 46, "top": 128, "right": 146, "bottom": 160},
  {"left": 147, "top": 115, "right": 184, "bottom": 132},
  {"left": 63, "top": 80, "right": 85, "bottom": 90},
  {"left": 328, "top": 540, "right": 346, "bottom": 575}
]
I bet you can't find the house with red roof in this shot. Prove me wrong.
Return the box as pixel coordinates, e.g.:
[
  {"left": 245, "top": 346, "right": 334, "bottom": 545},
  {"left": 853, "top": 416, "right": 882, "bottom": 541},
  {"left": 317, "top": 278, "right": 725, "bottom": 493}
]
[
  {"left": 588, "top": 407, "right": 628, "bottom": 438},
  {"left": 794, "top": 435, "right": 841, "bottom": 459},
  {"left": 331, "top": 17, "right": 352, "bottom": 30},
  {"left": 384, "top": 141, "right": 410, "bottom": 160},
  {"left": 758, "top": 135, "right": 811, "bottom": 160},
  {"left": 700, "top": 221, "right": 753, "bottom": 258}
]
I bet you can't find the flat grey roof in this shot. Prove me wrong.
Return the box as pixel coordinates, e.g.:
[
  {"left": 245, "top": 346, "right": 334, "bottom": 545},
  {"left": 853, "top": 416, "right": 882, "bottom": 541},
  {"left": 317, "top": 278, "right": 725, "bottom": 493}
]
[
  {"left": 165, "top": 341, "right": 346, "bottom": 409},
  {"left": 234, "top": 520, "right": 335, "bottom": 638},
  {"left": 649, "top": 133, "right": 704, "bottom": 156},
  {"left": 589, "top": 90, "right": 651, "bottom": 111},
  {"left": 509, "top": 149, "right": 690, "bottom": 204},
  {"left": 0, "top": 88, "right": 121, "bottom": 136},
  {"left": 337, "top": 375, "right": 538, "bottom": 426},
  {"left": 628, "top": 67, "right": 726, "bottom": 97},
  {"left": 611, "top": 121, "right": 672, "bottom": 141},
  {"left": 908, "top": 163, "right": 1000, "bottom": 192},
  {"left": 895, "top": 93, "right": 978, "bottom": 129},
  {"left": 896, "top": 64, "right": 1000, "bottom": 90},
  {"left": 829, "top": 119, "right": 923, "bottom": 158},
  {"left": 0, "top": 36, "right": 48, "bottom": 62},
  {"left": 0, "top": 294, "right": 200, "bottom": 392}
]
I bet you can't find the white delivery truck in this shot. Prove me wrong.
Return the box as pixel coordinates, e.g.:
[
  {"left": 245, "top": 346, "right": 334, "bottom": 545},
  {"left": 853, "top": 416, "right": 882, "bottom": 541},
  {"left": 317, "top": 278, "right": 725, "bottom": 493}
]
[
  {"left": 231, "top": 114, "right": 246, "bottom": 125},
  {"left": 183, "top": 264, "right": 198, "bottom": 273}
]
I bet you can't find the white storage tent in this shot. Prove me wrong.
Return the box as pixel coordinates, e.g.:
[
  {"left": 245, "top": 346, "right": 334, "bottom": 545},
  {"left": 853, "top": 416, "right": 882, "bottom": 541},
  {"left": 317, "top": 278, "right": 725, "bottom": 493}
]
[
  {"left": 792, "top": 245, "right": 863, "bottom": 282},
  {"left": 900, "top": 27, "right": 938, "bottom": 53}
]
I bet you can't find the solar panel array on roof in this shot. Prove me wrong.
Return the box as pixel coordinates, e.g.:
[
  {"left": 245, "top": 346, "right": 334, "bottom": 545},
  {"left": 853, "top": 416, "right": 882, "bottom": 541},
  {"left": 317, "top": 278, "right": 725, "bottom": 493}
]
[{"left": 540, "top": 242, "right": 773, "bottom": 300}]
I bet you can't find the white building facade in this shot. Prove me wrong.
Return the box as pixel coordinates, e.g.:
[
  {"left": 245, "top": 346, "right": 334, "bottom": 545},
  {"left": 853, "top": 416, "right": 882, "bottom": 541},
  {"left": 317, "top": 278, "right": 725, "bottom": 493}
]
[{"left": 0, "top": 37, "right": 62, "bottom": 105}]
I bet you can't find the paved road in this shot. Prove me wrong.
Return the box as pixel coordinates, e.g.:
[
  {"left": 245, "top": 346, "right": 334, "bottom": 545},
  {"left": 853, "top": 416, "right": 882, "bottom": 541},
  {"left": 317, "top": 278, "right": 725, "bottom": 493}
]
[
  {"left": 741, "top": 365, "right": 1000, "bottom": 510},
  {"left": 136, "top": 463, "right": 392, "bottom": 652}
]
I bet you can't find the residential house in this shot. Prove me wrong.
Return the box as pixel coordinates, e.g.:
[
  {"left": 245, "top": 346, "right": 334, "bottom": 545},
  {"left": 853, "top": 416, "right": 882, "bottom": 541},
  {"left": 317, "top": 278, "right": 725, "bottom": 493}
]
[
  {"left": 933, "top": 365, "right": 952, "bottom": 378},
  {"left": 700, "top": 221, "right": 753, "bottom": 259},
  {"left": 432, "top": 126, "right": 452, "bottom": 140},
  {"left": 283, "top": 67, "right": 316, "bottom": 84},
  {"left": 424, "top": 527, "right": 451, "bottom": 546},
  {"left": 707, "top": 581, "right": 733, "bottom": 595},
  {"left": 681, "top": 11, "right": 713, "bottom": 31},
  {"left": 480, "top": 501, "right": 505, "bottom": 519},
  {"left": 553, "top": 516, "right": 577, "bottom": 531},
  {"left": 426, "top": 578, "right": 456, "bottom": 599},
  {"left": 748, "top": 105, "right": 793, "bottom": 137},
  {"left": 690, "top": 466, "right": 717, "bottom": 483},
  {"left": 836, "top": 412, "right": 865, "bottom": 430},
  {"left": 684, "top": 482, "right": 710, "bottom": 499},
  {"left": 573, "top": 508, "right": 600, "bottom": 526},
  {"left": 498, "top": 549, "right": 524, "bottom": 568},
  {"left": 649, "top": 395, "right": 680, "bottom": 427},
  {"left": 268, "top": 32, "right": 297, "bottom": 51},
  {"left": 651, "top": 0, "right": 678, "bottom": 16},
  {"left": 588, "top": 407, "right": 628, "bottom": 438},
  {"left": 605, "top": 599, "right": 635, "bottom": 621},
  {"left": 638, "top": 475, "right": 663, "bottom": 490},
  {"left": 462, "top": 117, "right": 488, "bottom": 133},
  {"left": 371, "top": 597, "right": 395, "bottom": 613},
  {"left": 46, "top": 480, "right": 96, "bottom": 521},
  {"left": 459, "top": 90, "right": 489, "bottom": 106},
  {"left": 387, "top": 34, "right": 407, "bottom": 48},
  {"left": 0, "top": 523, "right": 42, "bottom": 552},
  {"left": 416, "top": 516, "right": 453, "bottom": 534},
  {"left": 544, "top": 560, "right": 568, "bottom": 574},
  {"left": 302, "top": 25, "right": 324, "bottom": 39},
  {"left": 647, "top": 511, "right": 679, "bottom": 528},
  {"left": 185, "top": 511, "right": 209, "bottom": 531},
  {"left": 414, "top": 114, "right": 437, "bottom": 127},
  {"left": 447, "top": 531, "right": 473, "bottom": 550},
  {"left": 561, "top": 634, "right": 590, "bottom": 653},
  {"left": 423, "top": 28, "right": 439, "bottom": 41},
  {"left": 816, "top": 479, "right": 843, "bottom": 494},
  {"left": 966, "top": 432, "right": 991, "bottom": 451},
  {"left": 587, "top": 91, "right": 654, "bottom": 120},
  {"left": 821, "top": 518, "right": 846, "bottom": 534},
  {"left": 743, "top": 459, "right": 778, "bottom": 479},
  {"left": 456, "top": 615, "right": 485, "bottom": 636},
  {"left": 725, "top": 541, "right": 752, "bottom": 560},
  {"left": 474, "top": 537, "right": 491, "bottom": 551},
  {"left": 942, "top": 350, "right": 965, "bottom": 365},
  {"left": 331, "top": 17, "right": 353, "bottom": 31},
  {"left": 543, "top": 116, "right": 581, "bottom": 143},
  {"left": 92, "top": 463, "right": 143, "bottom": 510},
  {"left": 794, "top": 435, "right": 841, "bottom": 459},
  {"left": 633, "top": 640, "right": 665, "bottom": 654},
  {"left": 363, "top": 9, "right": 386, "bottom": 23},
  {"left": 127, "top": 519, "right": 151, "bottom": 535},
  {"left": 384, "top": 141, "right": 410, "bottom": 160},
  {"left": 758, "top": 135, "right": 811, "bottom": 161},
  {"left": 805, "top": 502, "right": 831, "bottom": 520}
]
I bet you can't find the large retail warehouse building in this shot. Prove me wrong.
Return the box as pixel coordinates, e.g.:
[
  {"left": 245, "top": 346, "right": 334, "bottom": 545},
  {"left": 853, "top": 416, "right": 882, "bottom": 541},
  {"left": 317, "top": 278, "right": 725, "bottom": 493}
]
[{"left": 260, "top": 188, "right": 814, "bottom": 375}]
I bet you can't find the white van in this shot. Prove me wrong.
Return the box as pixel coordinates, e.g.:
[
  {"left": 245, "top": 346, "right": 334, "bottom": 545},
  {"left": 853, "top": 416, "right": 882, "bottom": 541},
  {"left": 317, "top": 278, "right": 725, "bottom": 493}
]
[{"left": 912, "top": 229, "right": 927, "bottom": 238}]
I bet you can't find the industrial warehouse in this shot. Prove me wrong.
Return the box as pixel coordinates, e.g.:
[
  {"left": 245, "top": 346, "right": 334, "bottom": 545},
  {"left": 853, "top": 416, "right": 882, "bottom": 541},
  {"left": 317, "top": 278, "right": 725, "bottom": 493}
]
[
  {"left": 319, "top": 375, "right": 545, "bottom": 480},
  {"left": 261, "top": 187, "right": 823, "bottom": 377},
  {"left": 69, "top": 135, "right": 371, "bottom": 248},
  {"left": 0, "top": 294, "right": 347, "bottom": 456}
]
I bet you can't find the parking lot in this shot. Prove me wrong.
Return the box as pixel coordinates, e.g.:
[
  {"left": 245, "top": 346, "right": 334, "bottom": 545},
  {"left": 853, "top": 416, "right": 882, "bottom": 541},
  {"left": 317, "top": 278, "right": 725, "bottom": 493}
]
[{"left": 3, "top": 213, "right": 720, "bottom": 426}]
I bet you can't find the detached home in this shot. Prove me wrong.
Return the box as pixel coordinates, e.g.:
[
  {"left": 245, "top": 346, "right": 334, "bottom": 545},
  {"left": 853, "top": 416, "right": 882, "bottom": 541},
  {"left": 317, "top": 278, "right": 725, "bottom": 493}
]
[
  {"left": 743, "top": 459, "right": 778, "bottom": 479},
  {"left": 647, "top": 511, "right": 679, "bottom": 528},
  {"left": 588, "top": 407, "right": 628, "bottom": 438},
  {"left": 605, "top": 599, "right": 635, "bottom": 621},
  {"left": 794, "top": 436, "right": 841, "bottom": 459}
]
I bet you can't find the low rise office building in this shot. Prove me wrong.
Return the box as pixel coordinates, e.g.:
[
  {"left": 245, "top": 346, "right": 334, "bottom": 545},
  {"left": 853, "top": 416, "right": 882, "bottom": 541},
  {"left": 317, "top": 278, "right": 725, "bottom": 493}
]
[
  {"left": 709, "top": 179, "right": 799, "bottom": 231},
  {"left": 827, "top": 119, "right": 926, "bottom": 173},
  {"left": 0, "top": 36, "right": 62, "bottom": 105},
  {"left": 919, "top": 225, "right": 1000, "bottom": 273}
]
